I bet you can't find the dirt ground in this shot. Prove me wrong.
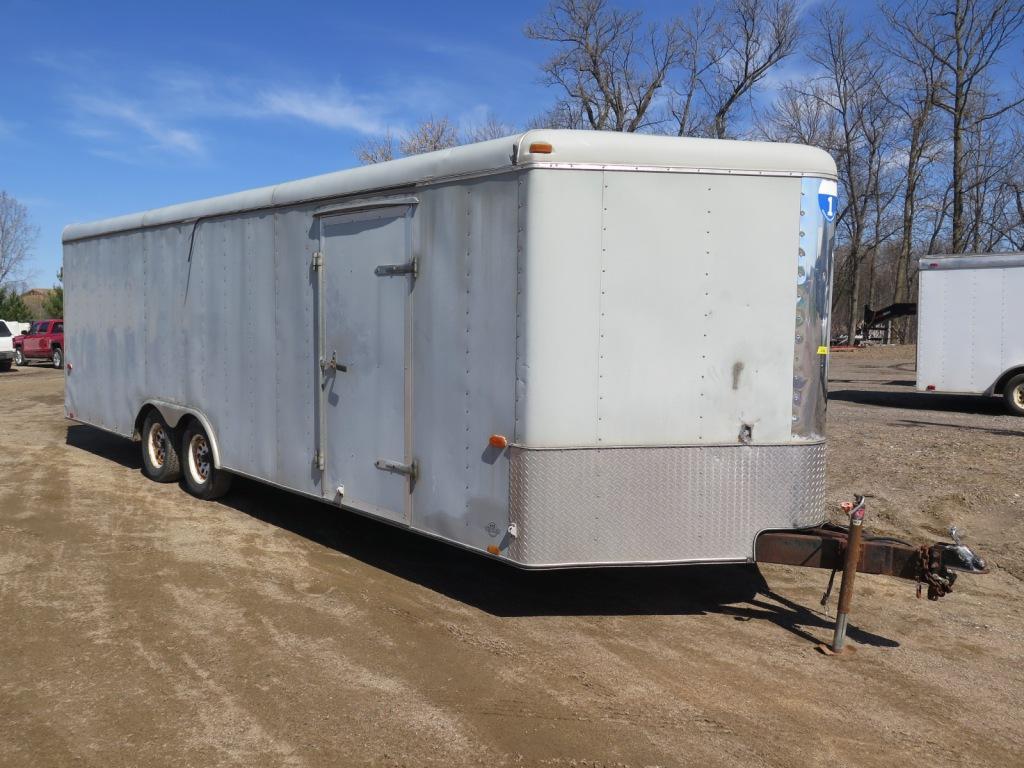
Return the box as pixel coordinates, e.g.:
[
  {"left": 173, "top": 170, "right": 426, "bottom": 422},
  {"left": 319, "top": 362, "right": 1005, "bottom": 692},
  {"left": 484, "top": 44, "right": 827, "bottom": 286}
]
[{"left": 1, "top": 346, "right": 1022, "bottom": 768}]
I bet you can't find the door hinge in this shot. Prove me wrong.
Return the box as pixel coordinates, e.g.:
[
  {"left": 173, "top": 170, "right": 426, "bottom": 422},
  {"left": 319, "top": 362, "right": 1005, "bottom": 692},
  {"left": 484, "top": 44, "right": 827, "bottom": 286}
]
[
  {"left": 314, "top": 450, "right": 325, "bottom": 471},
  {"left": 312, "top": 251, "right": 323, "bottom": 270},
  {"left": 374, "top": 458, "right": 417, "bottom": 480},
  {"left": 374, "top": 257, "right": 417, "bottom": 278}
]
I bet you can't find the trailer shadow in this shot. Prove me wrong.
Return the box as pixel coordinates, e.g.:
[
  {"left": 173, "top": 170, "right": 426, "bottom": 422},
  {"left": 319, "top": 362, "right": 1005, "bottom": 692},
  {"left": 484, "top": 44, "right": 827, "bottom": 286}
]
[
  {"left": 893, "top": 418, "right": 1024, "bottom": 438},
  {"left": 222, "top": 476, "right": 897, "bottom": 648},
  {"left": 65, "top": 423, "right": 898, "bottom": 649},
  {"left": 66, "top": 424, "right": 142, "bottom": 470},
  {"left": 829, "top": 378, "right": 914, "bottom": 387},
  {"left": 829, "top": 388, "right": 1007, "bottom": 415}
]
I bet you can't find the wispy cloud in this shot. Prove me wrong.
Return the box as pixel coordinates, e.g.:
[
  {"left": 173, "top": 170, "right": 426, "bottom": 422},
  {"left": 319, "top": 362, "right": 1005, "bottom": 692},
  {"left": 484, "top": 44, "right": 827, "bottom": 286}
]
[
  {"left": 796, "top": 0, "right": 826, "bottom": 14},
  {"left": 73, "top": 95, "right": 205, "bottom": 156},
  {"left": 257, "top": 88, "right": 391, "bottom": 135},
  {"left": 65, "top": 124, "right": 118, "bottom": 141},
  {"left": 144, "top": 68, "right": 407, "bottom": 135},
  {"left": 36, "top": 52, "right": 493, "bottom": 164}
]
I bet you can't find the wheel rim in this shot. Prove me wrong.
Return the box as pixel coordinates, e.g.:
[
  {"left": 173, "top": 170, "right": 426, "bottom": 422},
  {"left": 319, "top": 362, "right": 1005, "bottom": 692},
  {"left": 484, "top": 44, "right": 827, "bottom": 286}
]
[
  {"left": 1014, "top": 384, "right": 1024, "bottom": 409},
  {"left": 147, "top": 423, "right": 168, "bottom": 468},
  {"left": 53, "top": 349, "right": 62, "bottom": 367},
  {"left": 188, "top": 434, "right": 211, "bottom": 483},
  {"left": 15, "top": 350, "right": 22, "bottom": 364}
]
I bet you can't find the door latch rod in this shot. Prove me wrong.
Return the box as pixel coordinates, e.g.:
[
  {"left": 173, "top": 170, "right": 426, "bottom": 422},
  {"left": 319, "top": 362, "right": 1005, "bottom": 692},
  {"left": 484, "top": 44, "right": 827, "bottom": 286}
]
[
  {"left": 374, "top": 258, "right": 417, "bottom": 278},
  {"left": 374, "top": 458, "right": 417, "bottom": 480}
]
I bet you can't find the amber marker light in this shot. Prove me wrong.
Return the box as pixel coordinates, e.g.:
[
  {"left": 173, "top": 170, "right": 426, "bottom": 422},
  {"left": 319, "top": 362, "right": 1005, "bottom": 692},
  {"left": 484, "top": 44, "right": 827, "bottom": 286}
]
[
  {"left": 489, "top": 434, "right": 509, "bottom": 449},
  {"left": 529, "top": 141, "right": 553, "bottom": 154},
  {"left": 487, "top": 545, "right": 501, "bottom": 555}
]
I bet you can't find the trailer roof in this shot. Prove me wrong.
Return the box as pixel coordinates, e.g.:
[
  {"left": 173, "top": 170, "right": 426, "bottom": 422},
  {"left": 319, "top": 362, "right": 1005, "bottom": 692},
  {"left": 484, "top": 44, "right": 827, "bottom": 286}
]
[
  {"left": 63, "top": 130, "right": 837, "bottom": 243},
  {"left": 919, "top": 253, "right": 1024, "bottom": 271}
]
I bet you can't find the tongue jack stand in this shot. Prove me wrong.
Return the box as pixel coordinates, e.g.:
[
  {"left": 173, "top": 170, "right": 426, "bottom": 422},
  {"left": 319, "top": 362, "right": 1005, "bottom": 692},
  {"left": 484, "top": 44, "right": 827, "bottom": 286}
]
[
  {"left": 754, "top": 496, "right": 988, "bottom": 656},
  {"left": 817, "top": 496, "right": 866, "bottom": 656}
]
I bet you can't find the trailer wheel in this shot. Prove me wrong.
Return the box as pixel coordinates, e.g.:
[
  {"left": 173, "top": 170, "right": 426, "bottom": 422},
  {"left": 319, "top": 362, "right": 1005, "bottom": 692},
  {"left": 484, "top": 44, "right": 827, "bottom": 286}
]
[
  {"left": 141, "top": 410, "right": 182, "bottom": 482},
  {"left": 181, "top": 421, "right": 232, "bottom": 500},
  {"left": 1003, "top": 373, "right": 1024, "bottom": 416}
]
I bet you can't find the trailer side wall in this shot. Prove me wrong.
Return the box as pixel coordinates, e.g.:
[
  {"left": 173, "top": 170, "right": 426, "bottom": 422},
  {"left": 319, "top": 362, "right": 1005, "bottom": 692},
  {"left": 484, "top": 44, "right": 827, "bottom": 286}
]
[{"left": 65, "top": 179, "right": 520, "bottom": 556}]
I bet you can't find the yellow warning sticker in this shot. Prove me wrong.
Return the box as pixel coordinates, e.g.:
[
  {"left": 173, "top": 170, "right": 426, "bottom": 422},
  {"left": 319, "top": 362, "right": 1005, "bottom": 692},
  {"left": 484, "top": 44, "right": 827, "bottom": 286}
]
[{"left": 817, "top": 346, "right": 829, "bottom": 355}]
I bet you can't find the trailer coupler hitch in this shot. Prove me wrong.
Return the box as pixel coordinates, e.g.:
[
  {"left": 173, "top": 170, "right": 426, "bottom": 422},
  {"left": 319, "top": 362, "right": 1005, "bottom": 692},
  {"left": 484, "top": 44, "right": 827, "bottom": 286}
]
[{"left": 754, "top": 497, "right": 988, "bottom": 654}]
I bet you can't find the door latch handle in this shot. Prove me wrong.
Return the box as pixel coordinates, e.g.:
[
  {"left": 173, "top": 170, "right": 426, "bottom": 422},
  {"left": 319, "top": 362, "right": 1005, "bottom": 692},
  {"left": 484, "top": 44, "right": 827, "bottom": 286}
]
[{"left": 320, "top": 350, "right": 348, "bottom": 374}]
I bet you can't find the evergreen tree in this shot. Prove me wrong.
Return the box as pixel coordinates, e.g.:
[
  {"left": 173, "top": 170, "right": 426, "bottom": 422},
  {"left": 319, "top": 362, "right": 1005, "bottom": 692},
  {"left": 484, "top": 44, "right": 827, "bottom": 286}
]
[
  {"left": 42, "top": 269, "right": 63, "bottom": 318},
  {"left": 0, "top": 286, "right": 31, "bottom": 321}
]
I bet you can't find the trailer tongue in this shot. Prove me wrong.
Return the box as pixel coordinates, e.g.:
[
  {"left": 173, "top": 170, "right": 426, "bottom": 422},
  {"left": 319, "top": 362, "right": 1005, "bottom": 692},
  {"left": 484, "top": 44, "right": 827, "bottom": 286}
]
[{"left": 755, "top": 496, "right": 988, "bottom": 654}]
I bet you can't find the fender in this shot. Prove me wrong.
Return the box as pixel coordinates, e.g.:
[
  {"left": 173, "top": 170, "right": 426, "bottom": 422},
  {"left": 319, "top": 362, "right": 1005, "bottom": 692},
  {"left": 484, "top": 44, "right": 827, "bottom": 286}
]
[
  {"left": 138, "top": 399, "right": 223, "bottom": 468},
  {"left": 987, "top": 365, "right": 1024, "bottom": 396}
]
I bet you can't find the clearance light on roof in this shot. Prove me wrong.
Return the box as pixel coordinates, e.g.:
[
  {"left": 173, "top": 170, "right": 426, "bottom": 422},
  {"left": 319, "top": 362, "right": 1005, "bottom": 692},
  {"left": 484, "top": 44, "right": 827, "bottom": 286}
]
[{"left": 529, "top": 141, "right": 553, "bottom": 154}]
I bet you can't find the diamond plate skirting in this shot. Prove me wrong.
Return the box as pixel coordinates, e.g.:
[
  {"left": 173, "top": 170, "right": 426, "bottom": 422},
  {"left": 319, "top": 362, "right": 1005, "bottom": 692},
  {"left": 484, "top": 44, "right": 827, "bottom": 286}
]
[{"left": 507, "top": 442, "right": 826, "bottom": 567}]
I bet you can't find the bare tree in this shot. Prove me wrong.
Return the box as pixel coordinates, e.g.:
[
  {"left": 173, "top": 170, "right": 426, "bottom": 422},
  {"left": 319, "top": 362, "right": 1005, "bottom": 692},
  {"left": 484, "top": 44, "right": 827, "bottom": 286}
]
[
  {"left": 889, "top": 0, "right": 1024, "bottom": 253},
  {"left": 879, "top": 1, "right": 947, "bottom": 303},
  {"left": 0, "top": 191, "right": 37, "bottom": 288},
  {"left": 355, "top": 118, "right": 460, "bottom": 165},
  {"left": 525, "top": 0, "right": 680, "bottom": 132},
  {"left": 1001, "top": 123, "right": 1024, "bottom": 249},
  {"left": 703, "top": 0, "right": 800, "bottom": 138},
  {"left": 668, "top": 6, "right": 722, "bottom": 136},
  {"left": 464, "top": 114, "right": 517, "bottom": 143},
  {"left": 399, "top": 116, "right": 460, "bottom": 155},
  {"left": 356, "top": 131, "right": 397, "bottom": 165},
  {"left": 528, "top": 101, "right": 588, "bottom": 129},
  {"left": 768, "top": 4, "right": 897, "bottom": 339},
  {"left": 958, "top": 92, "right": 1024, "bottom": 252},
  {"left": 755, "top": 80, "right": 840, "bottom": 148}
]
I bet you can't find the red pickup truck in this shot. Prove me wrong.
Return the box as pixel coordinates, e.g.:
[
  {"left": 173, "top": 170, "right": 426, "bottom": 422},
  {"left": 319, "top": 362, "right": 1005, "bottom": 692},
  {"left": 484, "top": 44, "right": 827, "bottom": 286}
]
[{"left": 14, "top": 319, "right": 65, "bottom": 369}]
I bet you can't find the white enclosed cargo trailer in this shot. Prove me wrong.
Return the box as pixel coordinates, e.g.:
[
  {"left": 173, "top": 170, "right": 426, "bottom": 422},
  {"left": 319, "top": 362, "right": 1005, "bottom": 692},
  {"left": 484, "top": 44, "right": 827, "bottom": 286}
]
[
  {"left": 916, "top": 253, "right": 1024, "bottom": 415},
  {"left": 62, "top": 130, "right": 838, "bottom": 567}
]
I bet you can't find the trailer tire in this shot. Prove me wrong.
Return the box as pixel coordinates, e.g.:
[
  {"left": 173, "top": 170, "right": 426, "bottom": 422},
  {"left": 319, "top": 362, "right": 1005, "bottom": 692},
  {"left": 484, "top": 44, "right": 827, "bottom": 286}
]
[
  {"left": 1003, "top": 373, "right": 1024, "bottom": 416},
  {"left": 0, "top": 359, "right": 11, "bottom": 372},
  {"left": 181, "top": 421, "right": 232, "bottom": 500},
  {"left": 141, "top": 410, "right": 182, "bottom": 482}
]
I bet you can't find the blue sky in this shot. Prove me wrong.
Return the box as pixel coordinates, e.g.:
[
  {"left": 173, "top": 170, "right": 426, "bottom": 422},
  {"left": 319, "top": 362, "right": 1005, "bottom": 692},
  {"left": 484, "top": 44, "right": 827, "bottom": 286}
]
[
  {"left": 1, "top": 0, "right": 572, "bottom": 285},
  {"left": 0, "top": 0, "right": 878, "bottom": 286}
]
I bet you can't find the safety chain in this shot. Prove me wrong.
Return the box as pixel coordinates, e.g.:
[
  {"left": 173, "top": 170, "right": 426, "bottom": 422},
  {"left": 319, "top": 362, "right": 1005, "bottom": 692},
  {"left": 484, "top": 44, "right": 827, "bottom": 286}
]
[{"left": 916, "top": 545, "right": 957, "bottom": 600}]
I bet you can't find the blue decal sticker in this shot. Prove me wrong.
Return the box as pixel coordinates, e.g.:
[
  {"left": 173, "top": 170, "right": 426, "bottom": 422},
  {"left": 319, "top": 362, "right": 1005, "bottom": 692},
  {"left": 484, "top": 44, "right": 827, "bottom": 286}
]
[
  {"left": 817, "top": 179, "right": 838, "bottom": 223},
  {"left": 818, "top": 193, "right": 837, "bottom": 222}
]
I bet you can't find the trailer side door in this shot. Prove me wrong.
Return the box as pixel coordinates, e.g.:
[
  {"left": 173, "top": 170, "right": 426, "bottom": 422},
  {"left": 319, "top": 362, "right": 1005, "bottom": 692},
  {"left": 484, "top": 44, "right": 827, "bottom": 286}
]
[{"left": 315, "top": 205, "right": 414, "bottom": 523}]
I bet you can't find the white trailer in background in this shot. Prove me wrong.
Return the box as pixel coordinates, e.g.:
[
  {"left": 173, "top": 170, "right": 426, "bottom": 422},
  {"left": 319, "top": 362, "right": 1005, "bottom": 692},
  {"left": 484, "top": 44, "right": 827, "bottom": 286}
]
[
  {"left": 916, "top": 253, "right": 1024, "bottom": 415},
  {"left": 62, "top": 130, "right": 838, "bottom": 568}
]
